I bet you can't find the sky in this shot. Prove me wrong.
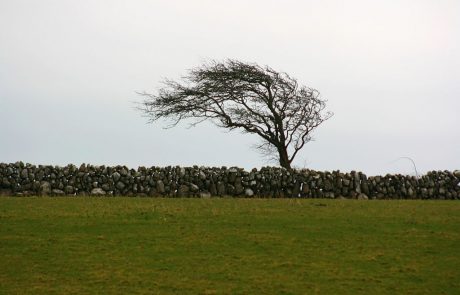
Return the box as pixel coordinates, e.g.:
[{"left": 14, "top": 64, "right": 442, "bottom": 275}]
[{"left": 1, "top": 0, "right": 459, "bottom": 176}]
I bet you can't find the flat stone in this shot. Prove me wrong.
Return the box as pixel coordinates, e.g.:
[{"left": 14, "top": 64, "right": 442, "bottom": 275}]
[
  {"left": 91, "top": 188, "right": 106, "bottom": 195},
  {"left": 357, "top": 193, "right": 368, "bottom": 200},
  {"left": 52, "top": 189, "right": 65, "bottom": 195},
  {"left": 199, "top": 192, "right": 211, "bottom": 198}
]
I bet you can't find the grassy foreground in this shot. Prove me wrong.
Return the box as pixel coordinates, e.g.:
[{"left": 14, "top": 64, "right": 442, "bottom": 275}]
[{"left": 0, "top": 197, "right": 459, "bottom": 294}]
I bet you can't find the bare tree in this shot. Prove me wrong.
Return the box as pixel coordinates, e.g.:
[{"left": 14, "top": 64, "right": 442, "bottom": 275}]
[{"left": 139, "top": 60, "right": 333, "bottom": 170}]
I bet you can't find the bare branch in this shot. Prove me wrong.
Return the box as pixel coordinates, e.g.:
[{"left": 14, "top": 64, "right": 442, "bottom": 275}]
[{"left": 138, "top": 59, "right": 333, "bottom": 170}]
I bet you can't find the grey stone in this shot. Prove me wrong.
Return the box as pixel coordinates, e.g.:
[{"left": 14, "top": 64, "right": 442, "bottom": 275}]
[
  {"left": 408, "top": 187, "right": 415, "bottom": 197},
  {"left": 21, "top": 169, "right": 28, "bottom": 179},
  {"left": 6, "top": 167, "right": 14, "bottom": 175},
  {"left": 209, "top": 182, "right": 217, "bottom": 195},
  {"left": 226, "top": 184, "right": 235, "bottom": 195},
  {"left": 235, "top": 183, "right": 244, "bottom": 195},
  {"left": 0, "top": 162, "right": 457, "bottom": 200},
  {"left": 190, "top": 183, "right": 199, "bottom": 192},
  {"left": 325, "top": 192, "right": 335, "bottom": 198},
  {"left": 91, "top": 188, "right": 106, "bottom": 195},
  {"left": 156, "top": 180, "right": 165, "bottom": 193},
  {"left": 420, "top": 188, "right": 428, "bottom": 196},
  {"left": 361, "top": 181, "right": 370, "bottom": 195},
  {"left": 248, "top": 172, "right": 255, "bottom": 181},
  {"left": 199, "top": 191, "right": 211, "bottom": 198},
  {"left": 177, "top": 184, "right": 189, "bottom": 197},
  {"left": 217, "top": 181, "right": 226, "bottom": 195},
  {"left": 245, "top": 188, "right": 254, "bottom": 197},
  {"left": 324, "top": 179, "right": 333, "bottom": 191},
  {"left": 357, "top": 193, "right": 368, "bottom": 200},
  {"left": 64, "top": 185, "right": 74, "bottom": 194},
  {"left": 112, "top": 172, "right": 121, "bottom": 182},
  {"left": 301, "top": 183, "right": 309, "bottom": 194},
  {"left": 228, "top": 168, "right": 238, "bottom": 183},
  {"left": 52, "top": 189, "right": 65, "bottom": 195},
  {"left": 116, "top": 181, "right": 125, "bottom": 190},
  {"left": 39, "top": 181, "right": 51, "bottom": 195}
]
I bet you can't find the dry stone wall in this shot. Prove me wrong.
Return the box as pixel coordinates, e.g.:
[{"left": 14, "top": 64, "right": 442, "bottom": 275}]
[{"left": 0, "top": 162, "right": 459, "bottom": 199}]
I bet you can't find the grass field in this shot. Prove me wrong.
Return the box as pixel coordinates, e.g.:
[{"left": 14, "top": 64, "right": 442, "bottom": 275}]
[{"left": 0, "top": 197, "right": 459, "bottom": 294}]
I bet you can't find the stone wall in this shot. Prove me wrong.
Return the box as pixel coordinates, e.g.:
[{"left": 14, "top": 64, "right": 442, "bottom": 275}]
[{"left": 0, "top": 162, "right": 459, "bottom": 199}]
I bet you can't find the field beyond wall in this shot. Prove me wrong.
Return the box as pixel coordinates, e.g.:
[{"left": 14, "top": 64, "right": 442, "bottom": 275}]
[{"left": 0, "top": 197, "right": 459, "bottom": 294}]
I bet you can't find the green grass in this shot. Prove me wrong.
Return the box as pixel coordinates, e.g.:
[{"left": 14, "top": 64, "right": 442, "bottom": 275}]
[{"left": 0, "top": 197, "right": 459, "bottom": 294}]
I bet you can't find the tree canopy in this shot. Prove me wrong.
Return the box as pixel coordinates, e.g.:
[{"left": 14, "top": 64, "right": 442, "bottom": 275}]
[{"left": 139, "top": 60, "right": 333, "bottom": 170}]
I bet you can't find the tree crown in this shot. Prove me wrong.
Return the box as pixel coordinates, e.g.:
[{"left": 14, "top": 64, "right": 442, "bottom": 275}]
[{"left": 139, "top": 59, "right": 333, "bottom": 169}]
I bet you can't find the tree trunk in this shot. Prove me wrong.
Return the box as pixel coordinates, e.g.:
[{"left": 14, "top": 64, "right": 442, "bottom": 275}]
[{"left": 278, "top": 147, "right": 291, "bottom": 170}]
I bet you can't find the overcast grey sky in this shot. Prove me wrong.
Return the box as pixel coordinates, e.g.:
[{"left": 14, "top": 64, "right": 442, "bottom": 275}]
[{"left": 1, "top": 0, "right": 459, "bottom": 175}]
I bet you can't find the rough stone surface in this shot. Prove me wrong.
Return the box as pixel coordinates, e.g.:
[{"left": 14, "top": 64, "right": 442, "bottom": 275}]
[
  {"left": 199, "top": 192, "right": 211, "bottom": 198},
  {"left": 91, "top": 188, "right": 106, "bottom": 195},
  {"left": 52, "top": 189, "right": 65, "bottom": 195},
  {"left": 0, "top": 163, "right": 458, "bottom": 199},
  {"left": 156, "top": 180, "right": 165, "bottom": 194},
  {"left": 112, "top": 172, "right": 121, "bottom": 182},
  {"left": 116, "top": 181, "right": 125, "bottom": 190},
  {"left": 357, "top": 193, "right": 369, "bottom": 200},
  {"left": 217, "top": 182, "right": 226, "bottom": 196},
  {"left": 177, "top": 185, "right": 189, "bottom": 197},
  {"left": 245, "top": 188, "right": 254, "bottom": 197},
  {"left": 39, "top": 181, "right": 51, "bottom": 195},
  {"left": 190, "top": 183, "right": 199, "bottom": 192},
  {"left": 64, "top": 185, "right": 75, "bottom": 194}
]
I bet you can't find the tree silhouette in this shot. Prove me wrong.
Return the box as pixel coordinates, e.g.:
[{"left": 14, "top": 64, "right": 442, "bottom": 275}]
[{"left": 139, "top": 60, "right": 333, "bottom": 170}]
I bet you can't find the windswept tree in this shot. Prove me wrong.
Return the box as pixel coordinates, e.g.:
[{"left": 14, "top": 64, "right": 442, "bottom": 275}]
[{"left": 139, "top": 60, "right": 333, "bottom": 170}]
